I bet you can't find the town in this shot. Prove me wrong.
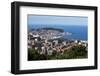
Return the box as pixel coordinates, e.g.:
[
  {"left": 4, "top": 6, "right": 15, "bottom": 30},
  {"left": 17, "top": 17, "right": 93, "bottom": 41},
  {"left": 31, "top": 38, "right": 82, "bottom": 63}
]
[{"left": 28, "top": 28, "right": 88, "bottom": 57}]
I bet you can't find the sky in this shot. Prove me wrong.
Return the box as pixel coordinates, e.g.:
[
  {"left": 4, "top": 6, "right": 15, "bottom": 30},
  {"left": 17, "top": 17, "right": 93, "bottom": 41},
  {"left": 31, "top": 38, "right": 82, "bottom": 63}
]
[{"left": 28, "top": 15, "right": 88, "bottom": 26}]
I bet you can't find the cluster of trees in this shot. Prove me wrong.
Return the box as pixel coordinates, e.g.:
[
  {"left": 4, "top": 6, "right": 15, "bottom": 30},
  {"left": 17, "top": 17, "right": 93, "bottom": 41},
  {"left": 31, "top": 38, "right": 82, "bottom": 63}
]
[
  {"left": 60, "top": 45, "right": 87, "bottom": 59},
  {"left": 28, "top": 45, "right": 87, "bottom": 61},
  {"left": 28, "top": 48, "right": 47, "bottom": 60}
]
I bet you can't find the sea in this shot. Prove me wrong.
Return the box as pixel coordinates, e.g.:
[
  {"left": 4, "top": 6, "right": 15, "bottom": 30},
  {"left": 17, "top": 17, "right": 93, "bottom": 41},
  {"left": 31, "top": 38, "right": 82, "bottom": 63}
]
[{"left": 28, "top": 25, "right": 88, "bottom": 41}]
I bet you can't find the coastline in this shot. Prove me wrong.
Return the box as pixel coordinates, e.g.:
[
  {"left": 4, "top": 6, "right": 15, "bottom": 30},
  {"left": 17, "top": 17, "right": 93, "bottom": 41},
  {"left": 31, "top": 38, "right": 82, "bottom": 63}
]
[{"left": 28, "top": 25, "right": 87, "bottom": 40}]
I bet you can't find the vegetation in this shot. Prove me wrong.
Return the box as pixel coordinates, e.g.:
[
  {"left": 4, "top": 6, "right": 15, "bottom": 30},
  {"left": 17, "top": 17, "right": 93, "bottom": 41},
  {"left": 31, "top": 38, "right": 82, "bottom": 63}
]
[
  {"left": 64, "top": 45, "right": 87, "bottom": 59},
  {"left": 28, "top": 45, "right": 87, "bottom": 61},
  {"left": 40, "top": 27, "right": 64, "bottom": 32},
  {"left": 28, "top": 48, "right": 47, "bottom": 60}
]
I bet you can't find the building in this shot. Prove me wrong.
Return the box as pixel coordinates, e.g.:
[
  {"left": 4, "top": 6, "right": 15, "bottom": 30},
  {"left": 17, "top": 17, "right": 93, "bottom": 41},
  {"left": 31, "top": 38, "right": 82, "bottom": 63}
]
[
  {"left": 53, "top": 40, "right": 58, "bottom": 45},
  {"left": 45, "top": 39, "right": 48, "bottom": 43},
  {"left": 47, "top": 48, "right": 53, "bottom": 55},
  {"left": 40, "top": 46, "right": 46, "bottom": 54},
  {"left": 32, "top": 40, "right": 35, "bottom": 45},
  {"left": 74, "top": 40, "right": 78, "bottom": 43},
  {"left": 28, "top": 45, "right": 32, "bottom": 49},
  {"left": 33, "top": 34, "right": 39, "bottom": 38},
  {"left": 63, "top": 41, "right": 66, "bottom": 45}
]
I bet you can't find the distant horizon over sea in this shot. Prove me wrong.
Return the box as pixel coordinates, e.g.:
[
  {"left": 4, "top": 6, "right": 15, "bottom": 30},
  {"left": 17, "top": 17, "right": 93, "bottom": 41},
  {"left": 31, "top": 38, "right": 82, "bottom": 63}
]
[{"left": 28, "top": 24, "right": 88, "bottom": 41}]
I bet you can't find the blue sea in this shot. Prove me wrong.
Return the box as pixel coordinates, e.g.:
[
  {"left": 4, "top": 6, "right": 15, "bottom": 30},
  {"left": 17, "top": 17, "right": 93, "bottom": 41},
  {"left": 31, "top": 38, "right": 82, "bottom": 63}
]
[{"left": 28, "top": 25, "right": 88, "bottom": 41}]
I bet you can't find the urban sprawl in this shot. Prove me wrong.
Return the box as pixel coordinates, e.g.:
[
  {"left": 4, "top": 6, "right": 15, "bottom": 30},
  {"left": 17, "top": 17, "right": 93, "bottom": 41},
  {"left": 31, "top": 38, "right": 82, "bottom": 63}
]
[{"left": 28, "top": 28, "right": 87, "bottom": 56}]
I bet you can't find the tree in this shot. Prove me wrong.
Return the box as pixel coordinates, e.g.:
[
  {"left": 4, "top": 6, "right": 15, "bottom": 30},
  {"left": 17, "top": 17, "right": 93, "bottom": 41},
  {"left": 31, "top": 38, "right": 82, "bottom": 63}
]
[
  {"left": 28, "top": 48, "right": 47, "bottom": 60},
  {"left": 66, "top": 45, "right": 87, "bottom": 59}
]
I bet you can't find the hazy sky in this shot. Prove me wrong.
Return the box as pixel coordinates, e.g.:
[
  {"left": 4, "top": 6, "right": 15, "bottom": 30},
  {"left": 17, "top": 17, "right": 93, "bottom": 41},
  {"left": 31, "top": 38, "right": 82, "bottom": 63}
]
[{"left": 28, "top": 15, "right": 88, "bottom": 26}]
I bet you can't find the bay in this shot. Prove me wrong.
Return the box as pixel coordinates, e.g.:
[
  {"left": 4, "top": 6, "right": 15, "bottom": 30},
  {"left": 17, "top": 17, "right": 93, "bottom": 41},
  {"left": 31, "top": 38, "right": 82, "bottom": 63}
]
[{"left": 28, "top": 25, "right": 88, "bottom": 41}]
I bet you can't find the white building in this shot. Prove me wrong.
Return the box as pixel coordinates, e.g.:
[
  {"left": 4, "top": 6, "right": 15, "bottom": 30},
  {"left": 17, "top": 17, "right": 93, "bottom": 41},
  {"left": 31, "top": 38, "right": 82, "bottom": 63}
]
[
  {"left": 35, "top": 47, "right": 38, "bottom": 50},
  {"left": 29, "top": 32, "right": 33, "bottom": 35},
  {"left": 35, "top": 38, "right": 38, "bottom": 42},
  {"left": 47, "top": 49, "right": 53, "bottom": 55},
  {"left": 74, "top": 40, "right": 78, "bottom": 43},
  {"left": 78, "top": 42, "right": 82, "bottom": 45},
  {"left": 33, "top": 34, "right": 39, "bottom": 37},
  {"left": 28, "top": 40, "right": 31, "bottom": 44},
  {"left": 45, "top": 39, "right": 48, "bottom": 43},
  {"left": 28, "top": 45, "right": 32, "bottom": 49},
  {"left": 32, "top": 40, "right": 35, "bottom": 45},
  {"left": 63, "top": 41, "right": 66, "bottom": 45},
  {"left": 53, "top": 40, "right": 58, "bottom": 45},
  {"left": 40, "top": 46, "right": 46, "bottom": 54}
]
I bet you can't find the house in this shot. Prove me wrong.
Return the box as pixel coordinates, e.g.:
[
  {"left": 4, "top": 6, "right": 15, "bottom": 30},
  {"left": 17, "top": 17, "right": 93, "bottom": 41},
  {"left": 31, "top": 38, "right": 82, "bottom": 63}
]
[
  {"left": 62, "top": 41, "right": 66, "bottom": 45},
  {"left": 74, "top": 40, "right": 78, "bottom": 43},
  {"left": 53, "top": 40, "right": 58, "bottom": 45},
  {"left": 28, "top": 45, "right": 32, "bottom": 49},
  {"left": 40, "top": 46, "right": 46, "bottom": 54},
  {"left": 47, "top": 48, "right": 53, "bottom": 55},
  {"left": 45, "top": 39, "right": 48, "bottom": 43}
]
